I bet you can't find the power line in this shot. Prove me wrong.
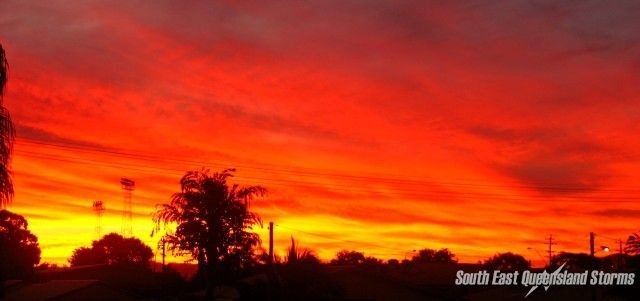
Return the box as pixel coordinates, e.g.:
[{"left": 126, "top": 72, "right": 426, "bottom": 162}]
[
  {"left": 13, "top": 148, "right": 640, "bottom": 203},
  {"left": 277, "top": 225, "right": 409, "bottom": 253},
  {"left": 527, "top": 247, "right": 548, "bottom": 263},
  {"left": 547, "top": 235, "right": 557, "bottom": 267},
  {"left": 597, "top": 233, "right": 625, "bottom": 242},
  {"left": 15, "top": 138, "right": 640, "bottom": 194},
  {"left": 275, "top": 225, "right": 499, "bottom": 261}
]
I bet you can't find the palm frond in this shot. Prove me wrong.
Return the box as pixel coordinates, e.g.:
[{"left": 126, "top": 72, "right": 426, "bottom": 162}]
[
  {"left": 625, "top": 233, "right": 640, "bottom": 255},
  {"left": 1, "top": 44, "right": 8, "bottom": 99},
  {"left": 0, "top": 164, "right": 14, "bottom": 208},
  {"left": 152, "top": 168, "right": 265, "bottom": 272},
  {"left": 0, "top": 44, "right": 13, "bottom": 208}
]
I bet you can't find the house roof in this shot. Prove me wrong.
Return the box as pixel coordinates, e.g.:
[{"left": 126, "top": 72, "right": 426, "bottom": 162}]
[{"left": 6, "top": 280, "right": 101, "bottom": 301}]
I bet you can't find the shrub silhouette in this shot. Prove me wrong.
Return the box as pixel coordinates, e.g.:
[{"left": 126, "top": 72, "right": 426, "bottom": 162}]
[
  {"left": 69, "top": 233, "right": 153, "bottom": 267},
  {"left": 483, "top": 252, "right": 531, "bottom": 271},
  {"left": 331, "top": 250, "right": 366, "bottom": 265},
  {"left": 412, "top": 248, "right": 457, "bottom": 263}
]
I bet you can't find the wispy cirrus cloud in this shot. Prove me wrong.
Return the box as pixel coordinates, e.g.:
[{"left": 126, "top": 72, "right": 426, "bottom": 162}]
[{"left": 0, "top": 0, "right": 639, "bottom": 264}]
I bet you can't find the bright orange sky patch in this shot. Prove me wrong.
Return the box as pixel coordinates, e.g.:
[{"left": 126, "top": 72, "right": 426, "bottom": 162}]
[{"left": 1, "top": 1, "right": 639, "bottom": 267}]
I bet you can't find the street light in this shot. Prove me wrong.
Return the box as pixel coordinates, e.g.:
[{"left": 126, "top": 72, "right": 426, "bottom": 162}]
[
  {"left": 592, "top": 232, "right": 624, "bottom": 270},
  {"left": 404, "top": 249, "right": 417, "bottom": 260},
  {"left": 527, "top": 247, "right": 548, "bottom": 266}
]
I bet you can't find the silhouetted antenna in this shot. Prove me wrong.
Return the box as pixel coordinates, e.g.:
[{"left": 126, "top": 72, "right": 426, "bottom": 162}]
[
  {"left": 547, "top": 234, "right": 557, "bottom": 267},
  {"left": 92, "top": 200, "right": 105, "bottom": 238},
  {"left": 120, "top": 178, "right": 135, "bottom": 237}
]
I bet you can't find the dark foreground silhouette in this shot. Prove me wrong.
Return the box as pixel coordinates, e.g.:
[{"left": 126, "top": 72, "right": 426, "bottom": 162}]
[
  {"left": 4, "top": 257, "right": 640, "bottom": 301},
  {"left": 3, "top": 169, "right": 640, "bottom": 300}
]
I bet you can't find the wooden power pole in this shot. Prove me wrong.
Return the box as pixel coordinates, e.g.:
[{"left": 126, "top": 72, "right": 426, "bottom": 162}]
[
  {"left": 547, "top": 235, "right": 556, "bottom": 266},
  {"left": 619, "top": 239, "right": 623, "bottom": 269},
  {"left": 269, "top": 221, "right": 274, "bottom": 264}
]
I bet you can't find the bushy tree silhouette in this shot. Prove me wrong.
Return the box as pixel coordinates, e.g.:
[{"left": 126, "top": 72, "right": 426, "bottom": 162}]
[
  {"left": 69, "top": 233, "right": 153, "bottom": 267},
  {"left": 153, "top": 168, "right": 265, "bottom": 296},
  {"left": 483, "top": 252, "right": 530, "bottom": 271},
  {"left": 412, "top": 248, "right": 456, "bottom": 263},
  {"left": 625, "top": 232, "right": 640, "bottom": 255},
  {"left": 69, "top": 247, "right": 104, "bottom": 266},
  {"left": 362, "top": 256, "right": 383, "bottom": 265},
  {"left": 551, "top": 252, "right": 599, "bottom": 271},
  {"left": 387, "top": 258, "right": 400, "bottom": 266},
  {"left": 0, "top": 210, "right": 40, "bottom": 285},
  {"left": 0, "top": 44, "right": 15, "bottom": 208},
  {"left": 331, "top": 250, "right": 366, "bottom": 265}
]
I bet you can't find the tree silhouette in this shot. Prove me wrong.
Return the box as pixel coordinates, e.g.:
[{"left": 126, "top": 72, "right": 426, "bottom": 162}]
[
  {"left": 0, "top": 210, "right": 40, "bottom": 280},
  {"left": 246, "top": 238, "right": 343, "bottom": 300},
  {"left": 483, "top": 252, "right": 530, "bottom": 271},
  {"left": 286, "top": 237, "right": 320, "bottom": 265},
  {"left": 69, "top": 233, "right": 153, "bottom": 267},
  {"left": 69, "top": 247, "right": 104, "bottom": 266},
  {"left": 362, "top": 256, "right": 383, "bottom": 265},
  {"left": 412, "top": 248, "right": 456, "bottom": 263},
  {"left": 625, "top": 233, "right": 640, "bottom": 255},
  {"left": 0, "top": 44, "right": 6, "bottom": 94},
  {"left": 551, "top": 252, "right": 599, "bottom": 271},
  {"left": 331, "top": 250, "right": 366, "bottom": 265},
  {"left": 0, "top": 44, "right": 15, "bottom": 208},
  {"left": 153, "top": 168, "right": 265, "bottom": 296}
]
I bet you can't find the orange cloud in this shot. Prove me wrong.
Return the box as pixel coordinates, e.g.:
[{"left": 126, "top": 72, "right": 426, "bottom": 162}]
[{"left": 0, "top": 1, "right": 638, "bottom": 266}]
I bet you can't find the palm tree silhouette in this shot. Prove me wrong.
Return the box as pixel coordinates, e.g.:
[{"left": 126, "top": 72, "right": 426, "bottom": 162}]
[
  {"left": 0, "top": 44, "right": 15, "bottom": 208},
  {"left": 153, "top": 168, "right": 265, "bottom": 297},
  {"left": 286, "top": 237, "right": 320, "bottom": 265}
]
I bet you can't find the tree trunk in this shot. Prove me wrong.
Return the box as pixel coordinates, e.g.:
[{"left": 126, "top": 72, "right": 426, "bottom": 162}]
[
  {"left": 197, "top": 250, "right": 212, "bottom": 300},
  {"left": 205, "top": 247, "right": 219, "bottom": 300}
]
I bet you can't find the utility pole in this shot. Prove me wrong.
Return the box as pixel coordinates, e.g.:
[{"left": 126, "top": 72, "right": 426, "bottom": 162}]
[
  {"left": 161, "top": 237, "right": 166, "bottom": 272},
  {"left": 547, "top": 235, "right": 556, "bottom": 267},
  {"left": 589, "top": 233, "right": 596, "bottom": 301},
  {"left": 619, "top": 239, "right": 623, "bottom": 270},
  {"left": 269, "top": 221, "right": 274, "bottom": 265}
]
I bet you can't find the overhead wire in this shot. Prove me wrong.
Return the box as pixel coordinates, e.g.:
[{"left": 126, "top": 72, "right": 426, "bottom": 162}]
[
  {"left": 15, "top": 138, "right": 640, "bottom": 194},
  {"left": 12, "top": 145, "right": 640, "bottom": 203}
]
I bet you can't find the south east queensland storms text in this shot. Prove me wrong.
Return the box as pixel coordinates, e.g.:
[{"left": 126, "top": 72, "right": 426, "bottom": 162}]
[{"left": 455, "top": 270, "right": 635, "bottom": 286}]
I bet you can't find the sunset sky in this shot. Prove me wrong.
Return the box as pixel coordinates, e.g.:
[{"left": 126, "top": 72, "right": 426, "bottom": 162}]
[{"left": 1, "top": 1, "right": 639, "bottom": 266}]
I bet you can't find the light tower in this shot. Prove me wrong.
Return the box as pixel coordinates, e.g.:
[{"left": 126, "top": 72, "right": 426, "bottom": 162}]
[
  {"left": 120, "top": 178, "right": 135, "bottom": 237},
  {"left": 92, "top": 200, "right": 105, "bottom": 238}
]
